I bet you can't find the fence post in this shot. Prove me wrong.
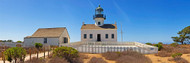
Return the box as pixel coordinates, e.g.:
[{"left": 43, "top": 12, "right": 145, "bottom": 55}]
[
  {"left": 37, "top": 50, "right": 39, "bottom": 59},
  {"left": 48, "top": 49, "right": 49, "bottom": 58},
  {"left": 29, "top": 48, "right": 31, "bottom": 61},
  {"left": 2, "top": 51, "right": 5, "bottom": 63},
  {"left": 44, "top": 47, "right": 45, "bottom": 58}
]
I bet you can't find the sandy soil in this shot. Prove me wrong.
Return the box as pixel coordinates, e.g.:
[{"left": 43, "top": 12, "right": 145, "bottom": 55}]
[
  {"left": 83, "top": 53, "right": 190, "bottom": 63},
  {"left": 145, "top": 54, "right": 175, "bottom": 63},
  {"left": 83, "top": 53, "right": 116, "bottom": 63}
]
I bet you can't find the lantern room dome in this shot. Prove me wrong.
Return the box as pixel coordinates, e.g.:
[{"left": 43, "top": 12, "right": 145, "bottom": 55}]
[{"left": 96, "top": 5, "right": 103, "bottom": 11}]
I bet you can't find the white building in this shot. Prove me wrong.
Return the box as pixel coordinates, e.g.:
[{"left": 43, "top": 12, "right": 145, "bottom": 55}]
[
  {"left": 24, "top": 27, "right": 70, "bottom": 47},
  {"left": 81, "top": 5, "right": 117, "bottom": 42}
]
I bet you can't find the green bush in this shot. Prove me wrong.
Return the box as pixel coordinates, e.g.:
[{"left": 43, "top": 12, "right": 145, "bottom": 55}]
[
  {"left": 172, "top": 53, "right": 182, "bottom": 58},
  {"left": 158, "top": 42, "right": 163, "bottom": 45},
  {"left": 16, "top": 41, "right": 22, "bottom": 43},
  {"left": 53, "top": 46, "right": 79, "bottom": 63},
  {"left": 170, "top": 42, "right": 179, "bottom": 47},
  {"left": 35, "top": 43, "right": 43, "bottom": 49},
  {"left": 4, "top": 47, "right": 26, "bottom": 62},
  {"left": 145, "top": 43, "right": 152, "bottom": 45},
  {"left": 154, "top": 44, "right": 163, "bottom": 51}
]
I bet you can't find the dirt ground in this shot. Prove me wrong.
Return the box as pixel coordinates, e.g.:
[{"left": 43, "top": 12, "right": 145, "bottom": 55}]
[
  {"left": 83, "top": 53, "right": 190, "bottom": 63},
  {"left": 83, "top": 53, "right": 116, "bottom": 63}
]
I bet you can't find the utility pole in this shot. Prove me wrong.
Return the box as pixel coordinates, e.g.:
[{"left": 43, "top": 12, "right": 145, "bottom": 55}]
[{"left": 121, "top": 23, "right": 123, "bottom": 42}]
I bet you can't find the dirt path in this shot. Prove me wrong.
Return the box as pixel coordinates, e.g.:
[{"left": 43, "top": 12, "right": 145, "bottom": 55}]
[
  {"left": 145, "top": 54, "right": 176, "bottom": 63},
  {"left": 83, "top": 53, "right": 116, "bottom": 63},
  {"left": 181, "top": 54, "right": 190, "bottom": 63}
]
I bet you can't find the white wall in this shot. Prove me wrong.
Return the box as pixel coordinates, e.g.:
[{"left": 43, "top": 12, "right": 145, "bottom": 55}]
[
  {"left": 24, "top": 38, "right": 59, "bottom": 47},
  {"left": 59, "top": 29, "right": 70, "bottom": 44},
  {"left": 81, "top": 29, "right": 117, "bottom": 42}
]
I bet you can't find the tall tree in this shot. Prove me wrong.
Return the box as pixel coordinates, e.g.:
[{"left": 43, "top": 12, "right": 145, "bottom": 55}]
[{"left": 172, "top": 26, "right": 190, "bottom": 44}]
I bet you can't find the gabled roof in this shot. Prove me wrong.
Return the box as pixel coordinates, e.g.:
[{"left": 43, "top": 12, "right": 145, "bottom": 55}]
[
  {"left": 26, "top": 27, "right": 66, "bottom": 38},
  {"left": 81, "top": 24, "right": 117, "bottom": 30}
]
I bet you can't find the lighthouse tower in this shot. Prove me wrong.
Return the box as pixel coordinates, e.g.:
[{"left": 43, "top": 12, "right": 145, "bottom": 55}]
[{"left": 93, "top": 5, "right": 106, "bottom": 26}]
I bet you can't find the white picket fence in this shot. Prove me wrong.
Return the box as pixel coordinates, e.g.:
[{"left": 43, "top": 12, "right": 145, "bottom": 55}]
[{"left": 60, "top": 42, "right": 158, "bottom": 54}]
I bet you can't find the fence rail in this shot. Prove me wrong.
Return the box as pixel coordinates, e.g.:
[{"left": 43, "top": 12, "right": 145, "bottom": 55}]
[{"left": 60, "top": 42, "right": 158, "bottom": 54}]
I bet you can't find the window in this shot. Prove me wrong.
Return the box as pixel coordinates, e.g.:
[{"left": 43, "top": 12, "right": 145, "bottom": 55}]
[
  {"left": 64, "top": 37, "right": 68, "bottom": 43},
  {"left": 90, "top": 34, "right": 93, "bottom": 39},
  {"left": 44, "top": 38, "right": 47, "bottom": 43},
  {"left": 105, "top": 34, "right": 108, "bottom": 39},
  {"left": 98, "top": 22, "right": 101, "bottom": 25},
  {"left": 84, "top": 34, "right": 87, "bottom": 39},
  {"left": 112, "top": 34, "right": 114, "bottom": 39}
]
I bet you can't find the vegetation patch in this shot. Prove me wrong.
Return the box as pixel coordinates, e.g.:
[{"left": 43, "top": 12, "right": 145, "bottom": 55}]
[
  {"left": 102, "top": 51, "right": 152, "bottom": 63},
  {"left": 88, "top": 57, "right": 107, "bottom": 63}
]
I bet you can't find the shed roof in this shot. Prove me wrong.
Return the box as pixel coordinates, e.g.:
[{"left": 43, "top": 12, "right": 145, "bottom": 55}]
[{"left": 26, "top": 27, "right": 66, "bottom": 38}]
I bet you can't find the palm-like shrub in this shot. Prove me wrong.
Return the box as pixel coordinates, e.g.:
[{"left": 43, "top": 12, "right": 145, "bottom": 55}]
[
  {"left": 53, "top": 46, "right": 79, "bottom": 63},
  {"left": 4, "top": 47, "right": 26, "bottom": 62},
  {"left": 170, "top": 42, "right": 179, "bottom": 47},
  {"left": 35, "top": 43, "right": 43, "bottom": 50},
  {"left": 145, "top": 43, "right": 152, "bottom": 45}
]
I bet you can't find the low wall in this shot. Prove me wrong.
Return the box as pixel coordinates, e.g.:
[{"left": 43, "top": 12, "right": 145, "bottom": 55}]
[
  {"left": 0, "top": 42, "right": 23, "bottom": 47},
  {"left": 60, "top": 42, "right": 158, "bottom": 54}
]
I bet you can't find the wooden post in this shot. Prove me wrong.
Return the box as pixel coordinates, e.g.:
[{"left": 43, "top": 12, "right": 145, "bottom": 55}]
[
  {"left": 44, "top": 47, "right": 45, "bottom": 58},
  {"left": 48, "top": 49, "right": 49, "bottom": 58},
  {"left": 2, "top": 51, "right": 5, "bottom": 63},
  {"left": 37, "top": 51, "right": 38, "bottom": 59},
  {"left": 29, "top": 48, "right": 31, "bottom": 61}
]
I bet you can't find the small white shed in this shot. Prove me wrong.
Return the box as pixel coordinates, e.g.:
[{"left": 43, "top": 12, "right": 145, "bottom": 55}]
[{"left": 24, "top": 27, "right": 70, "bottom": 47}]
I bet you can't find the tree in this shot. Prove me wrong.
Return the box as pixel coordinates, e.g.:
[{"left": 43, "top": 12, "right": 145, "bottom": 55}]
[
  {"left": 172, "top": 26, "right": 190, "bottom": 44},
  {"left": 16, "top": 41, "right": 22, "bottom": 43},
  {"left": 7, "top": 40, "right": 13, "bottom": 42},
  {"left": 4, "top": 47, "right": 26, "bottom": 63}
]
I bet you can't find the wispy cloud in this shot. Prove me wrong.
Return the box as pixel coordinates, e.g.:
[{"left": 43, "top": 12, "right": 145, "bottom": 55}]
[
  {"left": 87, "top": 0, "right": 95, "bottom": 9},
  {"left": 112, "top": 0, "right": 130, "bottom": 22}
]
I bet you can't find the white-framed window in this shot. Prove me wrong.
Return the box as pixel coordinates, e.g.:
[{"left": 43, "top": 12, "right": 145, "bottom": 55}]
[
  {"left": 105, "top": 34, "right": 108, "bottom": 39},
  {"left": 90, "top": 34, "right": 93, "bottom": 39},
  {"left": 84, "top": 34, "right": 87, "bottom": 39},
  {"left": 98, "top": 22, "right": 101, "bottom": 25},
  {"left": 112, "top": 34, "right": 114, "bottom": 39}
]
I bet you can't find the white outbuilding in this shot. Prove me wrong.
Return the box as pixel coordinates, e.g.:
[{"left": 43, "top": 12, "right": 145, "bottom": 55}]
[
  {"left": 81, "top": 5, "right": 117, "bottom": 42},
  {"left": 24, "top": 27, "right": 70, "bottom": 47}
]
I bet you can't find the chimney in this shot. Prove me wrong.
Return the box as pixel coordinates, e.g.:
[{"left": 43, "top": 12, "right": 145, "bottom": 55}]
[
  {"left": 83, "top": 22, "right": 85, "bottom": 25},
  {"left": 115, "top": 21, "right": 117, "bottom": 25}
]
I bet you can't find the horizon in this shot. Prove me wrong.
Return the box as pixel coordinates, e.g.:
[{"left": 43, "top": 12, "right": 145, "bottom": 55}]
[{"left": 0, "top": 0, "right": 190, "bottom": 44}]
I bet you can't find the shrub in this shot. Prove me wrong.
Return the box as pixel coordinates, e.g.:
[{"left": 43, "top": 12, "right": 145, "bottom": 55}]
[
  {"left": 145, "top": 43, "right": 152, "bottom": 45},
  {"left": 35, "top": 43, "right": 43, "bottom": 50},
  {"left": 170, "top": 42, "right": 179, "bottom": 47},
  {"left": 88, "top": 57, "right": 107, "bottom": 63},
  {"left": 172, "top": 53, "right": 182, "bottom": 58},
  {"left": 16, "top": 44, "right": 22, "bottom": 47},
  {"left": 16, "top": 41, "right": 22, "bottom": 43},
  {"left": 158, "top": 42, "right": 163, "bottom": 45},
  {"left": 154, "top": 44, "right": 163, "bottom": 51},
  {"left": 48, "top": 57, "right": 69, "bottom": 63},
  {"left": 4, "top": 47, "right": 26, "bottom": 63},
  {"left": 53, "top": 46, "right": 79, "bottom": 63}
]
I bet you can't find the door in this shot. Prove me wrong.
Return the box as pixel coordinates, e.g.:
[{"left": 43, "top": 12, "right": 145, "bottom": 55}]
[
  {"left": 97, "top": 34, "right": 101, "bottom": 41},
  {"left": 64, "top": 37, "right": 68, "bottom": 43}
]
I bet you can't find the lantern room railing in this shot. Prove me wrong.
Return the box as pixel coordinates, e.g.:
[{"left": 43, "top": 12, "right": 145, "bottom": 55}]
[{"left": 93, "top": 14, "right": 106, "bottom": 20}]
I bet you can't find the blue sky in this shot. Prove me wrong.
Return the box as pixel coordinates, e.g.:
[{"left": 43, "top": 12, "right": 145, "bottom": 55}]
[{"left": 0, "top": 0, "right": 190, "bottom": 44}]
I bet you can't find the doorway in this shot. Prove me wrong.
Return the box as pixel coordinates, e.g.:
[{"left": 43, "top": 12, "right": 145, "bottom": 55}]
[{"left": 97, "top": 34, "right": 101, "bottom": 42}]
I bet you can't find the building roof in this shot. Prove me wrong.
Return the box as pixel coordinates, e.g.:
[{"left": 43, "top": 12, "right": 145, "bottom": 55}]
[
  {"left": 81, "top": 24, "right": 117, "bottom": 30},
  {"left": 26, "top": 27, "right": 66, "bottom": 38}
]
